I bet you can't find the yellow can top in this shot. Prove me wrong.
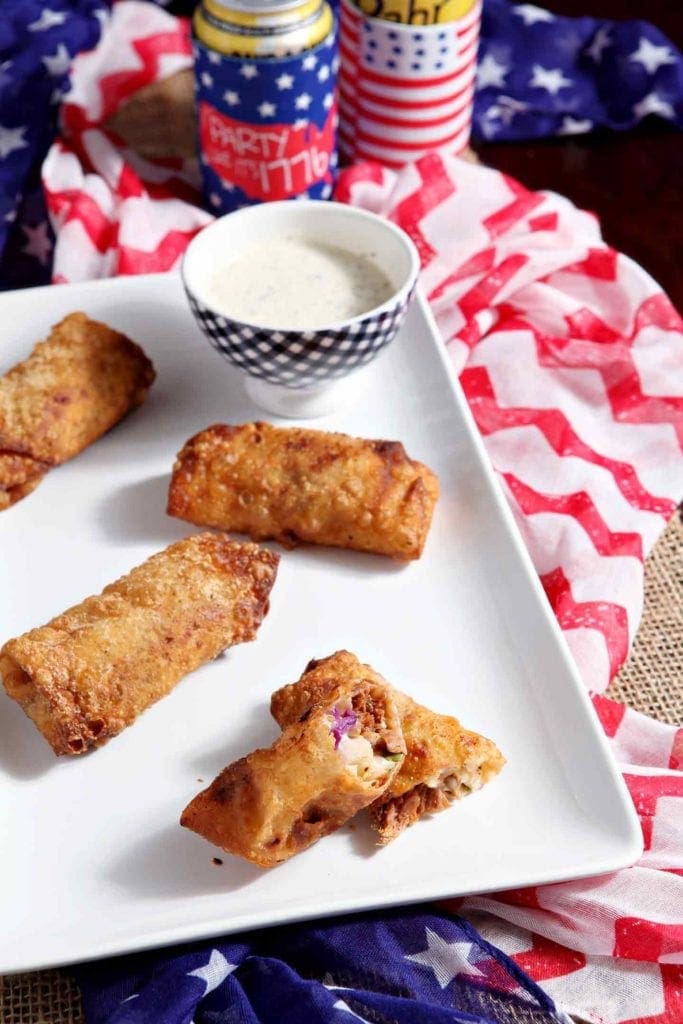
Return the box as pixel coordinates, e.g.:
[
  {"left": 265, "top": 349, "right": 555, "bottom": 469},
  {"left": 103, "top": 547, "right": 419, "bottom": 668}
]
[
  {"left": 194, "top": 0, "right": 333, "bottom": 57},
  {"left": 354, "top": 0, "right": 477, "bottom": 25}
]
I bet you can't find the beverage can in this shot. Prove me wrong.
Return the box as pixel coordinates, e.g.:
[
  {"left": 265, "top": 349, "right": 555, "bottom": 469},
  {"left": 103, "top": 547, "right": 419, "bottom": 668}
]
[
  {"left": 352, "top": 0, "right": 476, "bottom": 25},
  {"left": 193, "top": 0, "right": 338, "bottom": 214},
  {"left": 194, "top": 0, "right": 333, "bottom": 58},
  {"left": 339, "top": 0, "right": 480, "bottom": 165}
]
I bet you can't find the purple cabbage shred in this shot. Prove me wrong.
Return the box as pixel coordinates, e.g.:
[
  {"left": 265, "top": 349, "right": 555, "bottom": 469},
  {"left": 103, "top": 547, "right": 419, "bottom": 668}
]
[{"left": 330, "top": 706, "right": 358, "bottom": 749}]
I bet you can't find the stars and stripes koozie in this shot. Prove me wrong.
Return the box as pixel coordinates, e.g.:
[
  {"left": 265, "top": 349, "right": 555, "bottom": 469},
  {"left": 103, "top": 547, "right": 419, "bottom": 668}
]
[
  {"left": 193, "top": 31, "right": 339, "bottom": 214},
  {"left": 339, "top": 0, "right": 480, "bottom": 167}
]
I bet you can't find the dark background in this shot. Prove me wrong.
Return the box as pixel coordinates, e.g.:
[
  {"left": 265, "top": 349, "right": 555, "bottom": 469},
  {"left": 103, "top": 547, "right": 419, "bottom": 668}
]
[{"left": 473, "top": 1, "right": 682, "bottom": 309}]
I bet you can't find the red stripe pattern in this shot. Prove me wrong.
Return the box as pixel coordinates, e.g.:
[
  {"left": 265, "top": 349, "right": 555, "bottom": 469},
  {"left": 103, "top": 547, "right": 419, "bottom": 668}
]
[
  {"left": 338, "top": 154, "right": 683, "bottom": 1024},
  {"left": 42, "top": 3, "right": 211, "bottom": 282},
  {"left": 40, "top": 10, "right": 683, "bottom": 1023},
  {"left": 338, "top": 0, "right": 480, "bottom": 166}
]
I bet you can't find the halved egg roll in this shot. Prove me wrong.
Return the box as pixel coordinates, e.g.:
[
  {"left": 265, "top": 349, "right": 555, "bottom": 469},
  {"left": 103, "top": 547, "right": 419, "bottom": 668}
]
[
  {"left": 271, "top": 651, "right": 505, "bottom": 844},
  {"left": 167, "top": 422, "right": 439, "bottom": 560},
  {"left": 0, "top": 312, "right": 155, "bottom": 508},
  {"left": 181, "top": 678, "right": 406, "bottom": 867},
  {"left": 0, "top": 534, "right": 279, "bottom": 755}
]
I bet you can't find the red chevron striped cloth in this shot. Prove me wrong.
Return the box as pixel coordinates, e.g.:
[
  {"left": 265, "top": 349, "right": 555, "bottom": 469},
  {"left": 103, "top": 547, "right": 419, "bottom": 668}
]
[{"left": 41, "top": 5, "right": 683, "bottom": 1022}]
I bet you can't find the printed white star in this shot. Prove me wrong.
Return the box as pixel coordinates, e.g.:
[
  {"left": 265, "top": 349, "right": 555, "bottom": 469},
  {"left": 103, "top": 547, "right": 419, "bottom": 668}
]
[
  {"left": 513, "top": 4, "right": 553, "bottom": 25},
  {"left": 318, "top": 64, "right": 330, "bottom": 82},
  {"left": 295, "top": 93, "right": 312, "bottom": 110},
  {"left": 223, "top": 180, "right": 235, "bottom": 192},
  {"left": 323, "top": 92, "right": 334, "bottom": 110},
  {"left": 0, "top": 125, "right": 28, "bottom": 159},
  {"left": 209, "top": 193, "right": 222, "bottom": 207},
  {"left": 22, "top": 222, "right": 52, "bottom": 266},
  {"left": 188, "top": 949, "right": 237, "bottom": 994},
  {"left": 208, "top": 50, "right": 222, "bottom": 65},
  {"left": 558, "top": 115, "right": 593, "bottom": 135},
  {"left": 586, "top": 26, "right": 611, "bottom": 63},
  {"left": 302, "top": 54, "right": 318, "bottom": 71},
  {"left": 201, "top": 72, "right": 213, "bottom": 88},
  {"left": 529, "top": 64, "right": 572, "bottom": 95},
  {"left": 239, "top": 63, "right": 259, "bottom": 79},
  {"left": 333, "top": 998, "right": 369, "bottom": 1020},
  {"left": 42, "top": 44, "right": 71, "bottom": 77},
  {"left": 405, "top": 929, "right": 486, "bottom": 989},
  {"left": 275, "top": 72, "right": 294, "bottom": 90},
  {"left": 4, "top": 209, "right": 16, "bottom": 223},
  {"left": 629, "top": 37, "right": 676, "bottom": 75},
  {"left": 633, "top": 91, "right": 675, "bottom": 120},
  {"left": 258, "top": 101, "right": 276, "bottom": 117},
  {"left": 28, "top": 9, "right": 67, "bottom": 31},
  {"left": 224, "top": 89, "right": 240, "bottom": 106},
  {"left": 293, "top": 118, "right": 308, "bottom": 129},
  {"left": 476, "top": 53, "right": 508, "bottom": 89}
]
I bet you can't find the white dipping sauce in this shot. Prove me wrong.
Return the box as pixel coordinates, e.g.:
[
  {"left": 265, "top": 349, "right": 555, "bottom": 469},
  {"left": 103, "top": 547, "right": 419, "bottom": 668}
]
[{"left": 205, "top": 234, "right": 395, "bottom": 329}]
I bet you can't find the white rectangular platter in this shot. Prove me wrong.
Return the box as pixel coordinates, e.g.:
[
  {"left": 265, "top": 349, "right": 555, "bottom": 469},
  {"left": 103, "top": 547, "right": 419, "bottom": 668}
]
[{"left": 0, "top": 274, "right": 641, "bottom": 974}]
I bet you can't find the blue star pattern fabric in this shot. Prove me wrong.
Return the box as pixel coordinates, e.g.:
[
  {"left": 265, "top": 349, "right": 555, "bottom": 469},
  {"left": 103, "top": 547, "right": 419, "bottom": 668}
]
[
  {"left": 473, "top": 1, "right": 683, "bottom": 140},
  {"left": 74, "top": 908, "right": 571, "bottom": 1024},
  {"left": 0, "top": 1, "right": 107, "bottom": 290}
]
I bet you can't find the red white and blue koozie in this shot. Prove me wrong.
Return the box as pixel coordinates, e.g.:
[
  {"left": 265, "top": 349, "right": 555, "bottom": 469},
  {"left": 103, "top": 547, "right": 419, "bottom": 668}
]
[
  {"left": 193, "top": 34, "right": 339, "bottom": 214},
  {"left": 339, "top": 0, "right": 480, "bottom": 166}
]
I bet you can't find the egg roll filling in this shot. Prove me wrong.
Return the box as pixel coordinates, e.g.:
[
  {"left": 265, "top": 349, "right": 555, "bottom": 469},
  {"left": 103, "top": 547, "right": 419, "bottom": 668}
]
[{"left": 329, "top": 691, "right": 404, "bottom": 783}]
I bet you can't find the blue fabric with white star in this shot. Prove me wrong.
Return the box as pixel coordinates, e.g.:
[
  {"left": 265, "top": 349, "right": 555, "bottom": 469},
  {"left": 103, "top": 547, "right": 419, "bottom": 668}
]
[
  {"left": 0, "top": 1, "right": 108, "bottom": 290},
  {"left": 473, "top": 1, "right": 683, "bottom": 140},
  {"left": 74, "top": 907, "right": 570, "bottom": 1024}
]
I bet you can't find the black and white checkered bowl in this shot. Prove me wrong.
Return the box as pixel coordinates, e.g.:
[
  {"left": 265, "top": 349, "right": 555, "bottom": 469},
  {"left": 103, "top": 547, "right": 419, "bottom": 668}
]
[{"left": 181, "top": 201, "right": 419, "bottom": 417}]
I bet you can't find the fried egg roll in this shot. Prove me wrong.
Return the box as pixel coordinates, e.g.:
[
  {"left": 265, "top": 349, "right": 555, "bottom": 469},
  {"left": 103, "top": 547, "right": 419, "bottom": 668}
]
[
  {"left": 181, "top": 678, "right": 406, "bottom": 867},
  {"left": 167, "top": 422, "right": 439, "bottom": 560},
  {"left": 0, "top": 312, "right": 155, "bottom": 508},
  {"left": 0, "top": 534, "right": 279, "bottom": 756},
  {"left": 271, "top": 651, "right": 505, "bottom": 844}
]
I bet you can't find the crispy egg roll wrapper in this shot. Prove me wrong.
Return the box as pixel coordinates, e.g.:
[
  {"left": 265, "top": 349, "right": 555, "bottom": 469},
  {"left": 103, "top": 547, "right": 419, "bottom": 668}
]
[
  {"left": 181, "top": 680, "right": 406, "bottom": 867},
  {"left": 271, "top": 651, "right": 505, "bottom": 844},
  {"left": 0, "top": 312, "right": 154, "bottom": 506},
  {"left": 0, "top": 534, "right": 279, "bottom": 756},
  {"left": 168, "top": 422, "right": 439, "bottom": 560},
  {"left": 0, "top": 469, "right": 45, "bottom": 510}
]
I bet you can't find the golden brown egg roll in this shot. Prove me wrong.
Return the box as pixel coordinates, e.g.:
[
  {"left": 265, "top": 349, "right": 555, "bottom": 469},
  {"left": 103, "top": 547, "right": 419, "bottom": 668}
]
[
  {"left": 0, "top": 534, "right": 279, "bottom": 756},
  {"left": 181, "top": 677, "right": 406, "bottom": 867},
  {"left": 167, "top": 422, "right": 439, "bottom": 561},
  {"left": 271, "top": 651, "right": 505, "bottom": 844},
  {"left": 0, "top": 311, "right": 155, "bottom": 508},
  {"left": 0, "top": 464, "right": 45, "bottom": 510}
]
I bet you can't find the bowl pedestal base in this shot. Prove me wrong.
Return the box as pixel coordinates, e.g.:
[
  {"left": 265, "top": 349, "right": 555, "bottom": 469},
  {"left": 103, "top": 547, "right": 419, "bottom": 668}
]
[{"left": 244, "top": 372, "right": 369, "bottom": 419}]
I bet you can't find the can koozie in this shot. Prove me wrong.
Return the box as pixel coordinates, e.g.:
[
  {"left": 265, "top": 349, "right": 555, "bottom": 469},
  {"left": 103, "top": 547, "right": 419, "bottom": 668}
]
[
  {"left": 339, "top": 0, "right": 480, "bottom": 166},
  {"left": 193, "top": 32, "right": 339, "bottom": 214}
]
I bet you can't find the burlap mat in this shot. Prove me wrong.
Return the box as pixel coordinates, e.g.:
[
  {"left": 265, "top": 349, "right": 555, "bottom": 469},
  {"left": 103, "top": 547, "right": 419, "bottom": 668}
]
[{"left": 2, "top": 513, "right": 680, "bottom": 1022}]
